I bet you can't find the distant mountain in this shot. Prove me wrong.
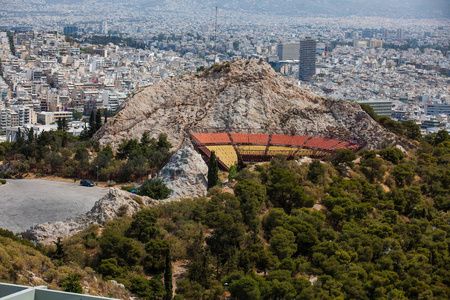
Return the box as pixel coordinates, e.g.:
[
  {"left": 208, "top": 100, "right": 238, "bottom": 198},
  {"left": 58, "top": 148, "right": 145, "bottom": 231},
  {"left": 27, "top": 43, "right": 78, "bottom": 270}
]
[
  {"left": 190, "top": 0, "right": 449, "bottom": 19},
  {"left": 42, "top": 0, "right": 449, "bottom": 18}
]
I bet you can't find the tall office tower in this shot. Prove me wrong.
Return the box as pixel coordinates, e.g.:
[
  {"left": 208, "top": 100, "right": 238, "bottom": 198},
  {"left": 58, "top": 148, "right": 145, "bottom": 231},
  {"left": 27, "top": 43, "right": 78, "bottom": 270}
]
[
  {"left": 299, "top": 37, "right": 316, "bottom": 81},
  {"left": 63, "top": 26, "right": 78, "bottom": 35},
  {"left": 101, "top": 21, "right": 108, "bottom": 34},
  {"left": 362, "top": 29, "right": 373, "bottom": 38},
  {"left": 277, "top": 42, "right": 300, "bottom": 60},
  {"left": 382, "top": 28, "right": 389, "bottom": 38},
  {"left": 397, "top": 28, "right": 404, "bottom": 39}
]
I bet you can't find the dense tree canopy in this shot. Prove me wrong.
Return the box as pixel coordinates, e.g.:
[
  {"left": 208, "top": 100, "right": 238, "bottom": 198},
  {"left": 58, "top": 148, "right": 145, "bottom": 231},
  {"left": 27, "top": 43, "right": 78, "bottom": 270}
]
[
  {"left": 0, "top": 127, "right": 449, "bottom": 299},
  {"left": 0, "top": 131, "right": 173, "bottom": 183}
]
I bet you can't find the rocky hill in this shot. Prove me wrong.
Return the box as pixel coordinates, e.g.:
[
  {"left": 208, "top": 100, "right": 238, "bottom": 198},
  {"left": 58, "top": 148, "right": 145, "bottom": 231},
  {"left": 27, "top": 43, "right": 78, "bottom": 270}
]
[{"left": 94, "top": 59, "right": 396, "bottom": 150}]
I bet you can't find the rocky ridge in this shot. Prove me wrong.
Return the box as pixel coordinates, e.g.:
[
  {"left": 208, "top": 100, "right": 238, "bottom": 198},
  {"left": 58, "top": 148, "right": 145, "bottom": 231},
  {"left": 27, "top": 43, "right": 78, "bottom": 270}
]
[{"left": 94, "top": 59, "right": 397, "bottom": 150}]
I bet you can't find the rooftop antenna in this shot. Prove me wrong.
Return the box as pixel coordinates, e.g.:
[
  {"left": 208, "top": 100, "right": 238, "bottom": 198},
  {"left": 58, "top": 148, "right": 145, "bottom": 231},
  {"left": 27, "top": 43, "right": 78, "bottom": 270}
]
[{"left": 214, "top": 6, "right": 218, "bottom": 63}]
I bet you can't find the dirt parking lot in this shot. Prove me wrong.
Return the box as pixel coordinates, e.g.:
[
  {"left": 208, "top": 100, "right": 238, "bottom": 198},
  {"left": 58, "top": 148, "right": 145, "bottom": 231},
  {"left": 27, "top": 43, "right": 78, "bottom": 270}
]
[{"left": 0, "top": 179, "right": 108, "bottom": 233}]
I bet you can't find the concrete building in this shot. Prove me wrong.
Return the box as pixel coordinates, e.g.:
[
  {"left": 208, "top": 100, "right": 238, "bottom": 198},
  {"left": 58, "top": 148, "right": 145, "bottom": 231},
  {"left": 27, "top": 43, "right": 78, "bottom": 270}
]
[
  {"left": 298, "top": 37, "right": 316, "bottom": 81},
  {"left": 369, "top": 39, "right": 383, "bottom": 48},
  {"left": 357, "top": 100, "right": 393, "bottom": 117},
  {"left": 362, "top": 29, "right": 373, "bottom": 39},
  {"left": 63, "top": 25, "right": 78, "bottom": 35},
  {"left": 397, "top": 28, "right": 404, "bottom": 39},
  {"left": 10, "top": 105, "right": 36, "bottom": 126},
  {"left": 101, "top": 21, "right": 108, "bottom": 34},
  {"left": 0, "top": 107, "right": 23, "bottom": 131},
  {"left": 37, "top": 111, "right": 73, "bottom": 125},
  {"left": 425, "top": 103, "right": 450, "bottom": 116},
  {"left": 354, "top": 40, "right": 368, "bottom": 48},
  {"left": 277, "top": 42, "right": 300, "bottom": 61}
]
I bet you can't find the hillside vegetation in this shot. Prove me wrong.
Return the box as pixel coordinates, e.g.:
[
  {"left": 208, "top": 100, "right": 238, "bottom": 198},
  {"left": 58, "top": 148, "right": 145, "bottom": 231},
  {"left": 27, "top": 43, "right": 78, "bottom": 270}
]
[
  {"left": 0, "top": 130, "right": 172, "bottom": 183},
  {"left": 0, "top": 231, "right": 131, "bottom": 298},
  {"left": 1, "top": 129, "right": 449, "bottom": 299}
]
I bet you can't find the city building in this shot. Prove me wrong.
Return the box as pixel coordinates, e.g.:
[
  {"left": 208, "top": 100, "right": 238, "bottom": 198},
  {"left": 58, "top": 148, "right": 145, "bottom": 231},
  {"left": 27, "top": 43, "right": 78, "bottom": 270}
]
[
  {"left": 357, "top": 100, "right": 393, "bottom": 117},
  {"left": 425, "top": 103, "right": 450, "bottom": 116},
  {"left": 10, "top": 105, "right": 36, "bottom": 125},
  {"left": 101, "top": 21, "right": 108, "bottom": 34},
  {"left": 63, "top": 26, "right": 78, "bottom": 35},
  {"left": 354, "top": 40, "right": 368, "bottom": 48},
  {"left": 362, "top": 29, "right": 373, "bottom": 38},
  {"left": 37, "top": 111, "right": 73, "bottom": 125},
  {"left": 397, "top": 28, "right": 404, "bottom": 39},
  {"left": 277, "top": 42, "right": 300, "bottom": 61},
  {"left": 298, "top": 37, "right": 316, "bottom": 81},
  {"left": 369, "top": 39, "right": 383, "bottom": 48}
]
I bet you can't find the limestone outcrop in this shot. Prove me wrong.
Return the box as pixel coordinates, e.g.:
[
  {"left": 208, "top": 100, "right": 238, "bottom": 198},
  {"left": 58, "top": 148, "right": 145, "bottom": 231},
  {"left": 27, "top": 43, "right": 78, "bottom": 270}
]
[
  {"left": 158, "top": 146, "right": 208, "bottom": 199},
  {"left": 94, "top": 59, "right": 396, "bottom": 150},
  {"left": 23, "top": 188, "right": 160, "bottom": 244}
]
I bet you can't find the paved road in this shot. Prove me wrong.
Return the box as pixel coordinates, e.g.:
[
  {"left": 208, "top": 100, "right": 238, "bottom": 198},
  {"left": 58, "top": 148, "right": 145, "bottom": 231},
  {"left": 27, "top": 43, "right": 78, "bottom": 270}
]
[{"left": 0, "top": 179, "right": 108, "bottom": 233}]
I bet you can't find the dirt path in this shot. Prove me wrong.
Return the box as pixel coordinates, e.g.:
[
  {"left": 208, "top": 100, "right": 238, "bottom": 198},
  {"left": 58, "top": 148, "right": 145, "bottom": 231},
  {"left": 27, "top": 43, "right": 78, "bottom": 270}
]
[
  {"left": 22, "top": 173, "right": 120, "bottom": 187},
  {"left": 172, "top": 260, "right": 189, "bottom": 295}
]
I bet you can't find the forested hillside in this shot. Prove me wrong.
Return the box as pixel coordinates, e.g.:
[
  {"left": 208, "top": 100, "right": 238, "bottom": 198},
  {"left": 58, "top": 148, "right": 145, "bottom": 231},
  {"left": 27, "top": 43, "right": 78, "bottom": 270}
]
[
  {"left": 0, "top": 129, "right": 448, "bottom": 299},
  {"left": 0, "top": 130, "right": 173, "bottom": 183}
]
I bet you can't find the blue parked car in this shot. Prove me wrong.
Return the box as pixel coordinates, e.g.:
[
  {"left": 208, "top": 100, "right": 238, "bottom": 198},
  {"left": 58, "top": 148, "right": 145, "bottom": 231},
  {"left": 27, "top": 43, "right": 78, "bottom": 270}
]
[{"left": 80, "top": 180, "right": 95, "bottom": 187}]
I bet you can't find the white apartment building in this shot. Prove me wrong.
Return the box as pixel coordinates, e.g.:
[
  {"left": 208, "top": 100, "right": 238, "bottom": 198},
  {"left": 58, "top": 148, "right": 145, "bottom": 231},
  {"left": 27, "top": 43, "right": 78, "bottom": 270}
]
[{"left": 0, "top": 105, "right": 35, "bottom": 131}]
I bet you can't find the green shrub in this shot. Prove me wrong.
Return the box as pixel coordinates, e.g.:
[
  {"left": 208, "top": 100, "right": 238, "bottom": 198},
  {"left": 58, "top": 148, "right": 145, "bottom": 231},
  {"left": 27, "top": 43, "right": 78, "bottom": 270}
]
[
  {"left": 59, "top": 273, "right": 83, "bottom": 293},
  {"left": 121, "top": 186, "right": 136, "bottom": 193},
  {"left": 0, "top": 228, "right": 18, "bottom": 240},
  {"left": 139, "top": 179, "right": 171, "bottom": 200},
  {"left": 379, "top": 147, "right": 405, "bottom": 164}
]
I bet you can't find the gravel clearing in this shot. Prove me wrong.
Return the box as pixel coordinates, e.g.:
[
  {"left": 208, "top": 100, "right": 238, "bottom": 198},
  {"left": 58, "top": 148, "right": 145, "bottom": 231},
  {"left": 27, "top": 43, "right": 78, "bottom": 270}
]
[{"left": 0, "top": 179, "right": 108, "bottom": 233}]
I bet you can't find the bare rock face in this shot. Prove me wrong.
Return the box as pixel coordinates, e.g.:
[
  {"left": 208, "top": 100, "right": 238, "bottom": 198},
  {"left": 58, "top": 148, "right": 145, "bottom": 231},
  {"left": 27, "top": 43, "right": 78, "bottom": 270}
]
[
  {"left": 158, "top": 146, "right": 208, "bottom": 199},
  {"left": 23, "top": 188, "right": 160, "bottom": 244},
  {"left": 94, "top": 59, "right": 396, "bottom": 150}
]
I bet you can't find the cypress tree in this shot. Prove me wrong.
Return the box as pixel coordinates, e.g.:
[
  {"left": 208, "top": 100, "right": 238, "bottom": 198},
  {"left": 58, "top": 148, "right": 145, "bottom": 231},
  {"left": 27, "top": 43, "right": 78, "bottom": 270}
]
[
  {"left": 207, "top": 151, "right": 219, "bottom": 189},
  {"left": 62, "top": 117, "right": 68, "bottom": 131},
  {"left": 57, "top": 117, "right": 62, "bottom": 131},
  {"left": 27, "top": 127, "right": 34, "bottom": 143},
  {"left": 164, "top": 247, "right": 172, "bottom": 300},
  {"left": 16, "top": 127, "right": 24, "bottom": 147},
  {"left": 89, "top": 110, "right": 95, "bottom": 136},
  {"left": 104, "top": 109, "right": 108, "bottom": 124},
  {"left": 95, "top": 109, "right": 102, "bottom": 131}
]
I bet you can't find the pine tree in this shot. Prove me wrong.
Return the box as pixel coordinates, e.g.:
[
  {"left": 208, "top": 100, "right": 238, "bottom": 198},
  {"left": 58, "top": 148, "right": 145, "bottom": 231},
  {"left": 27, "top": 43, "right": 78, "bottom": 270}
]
[
  {"left": 164, "top": 247, "right": 173, "bottom": 300},
  {"left": 53, "top": 237, "right": 65, "bottom": 260},
  {"left": 208, "top": 151, "right": 219, "bottom": 189}
]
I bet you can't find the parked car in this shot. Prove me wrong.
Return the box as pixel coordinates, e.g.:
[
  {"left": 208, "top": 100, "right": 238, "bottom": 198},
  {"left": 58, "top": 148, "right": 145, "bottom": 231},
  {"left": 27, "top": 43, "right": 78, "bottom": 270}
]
[{"left": 80, "top": 180, "right": 95, "bottom": 187}]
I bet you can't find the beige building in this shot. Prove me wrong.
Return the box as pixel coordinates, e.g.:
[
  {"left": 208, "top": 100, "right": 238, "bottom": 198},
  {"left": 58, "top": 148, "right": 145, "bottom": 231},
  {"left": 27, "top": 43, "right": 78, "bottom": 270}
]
[
  {"left": 37, "top": 111, "right": 72, "bottom": 125},
  {"left": 369, "top": 39, "right": 383, "bottom": 48}
]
